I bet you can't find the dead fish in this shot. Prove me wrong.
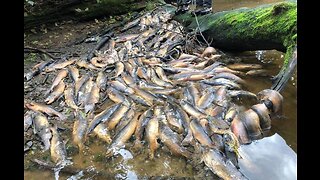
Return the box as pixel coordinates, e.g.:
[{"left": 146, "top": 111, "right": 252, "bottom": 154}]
[
  {"left": 106, "top": 104, "right": 130, "bottom": 130},
  {"left": 201, "top": 47, "right": 217, "bottom": 58},
  {"left": 251, "top": 103, "right": 272, "bottom": 131},
  {"left": 45, "top": 59, "right": 76, "bottom": 72},
  {"left": 106, "top": 113, "right": 139, "bottom": 157},
  {"left": 150, "top": 69, "right": 173, "bottom": 88},
  {"left": 87, "top": 103, "right": 121, "bottom": 134},
  {"left": 33, "top": 113, "right": 52, "bottom": 151},
  {"left": 90, "top": 57, "right": 109, "bottom": 68},
  {"left": 133, "top": 87, "right": 163, "bottom": 105},
  {"left": 231, "top": 115, "right": 251, "bottom": 144},
  {"left": 115, "top": 33, "right": 140, "bottom": 43},
  {"left": 25, "top": 102, "right": 66, "bottom": 120},
  {"left": 133, "top": 108, "right": 153, "bottom": 148},
  {"left": 96, "top": 71, "right": 107, "bottom": 91},
  {"left": 197, "top": 87, "right": 216, "bottom": 109},
  {"left": 212, "top": 72, "right": 246, "bottom": 85},
  {"left": 78, "top": 77, "right": 94, "bottom": 106},
  {"left": 225, "top": 106, "right": 238, "bottom": 123},
  {"left": 68, "top": 66, "right": 80, "bottom": 82},
  {"left": 72, "top": 111, "right": 88, "bottom": 151},
  {"left": 202, "top": 148, "right": 248, "bottom": 180},
  {"left": 128, "top": 94, "right": 152, "bottom": 107},
  {"left": 245, "top": 69, "right": 269, "bottom": 76},
  {"left": 121, "top": 72, "right": 136, "bottom": 87},
  {"left": 213, "top": 86, "right": 228, "bottom": 106},
  {"left": 114, "top": 61, "right": 125, "bottom": 78},
  {"left": 190, "top": 119, "right": 215, "bottom": 148},
  {"left": 164, "top": 103, "right": 183, "bottom": 134},
  {"left": 201, "top": 78, "right": 242, "bottom": 90},
  {"left": 50, "top": 125, "right": 67, "bottom": 164},
  {"left": 24, "top": 60, "right": 53, "bottom": 81},
  {"left": 48, "top": 69, "right": 68, "bottom": 93},
  {"left": 84, "top": 83, "right": 100, "bottom": 113},
  {"left": 64, "top": 84, "right": 79, "bottom": 110},
  {"left": 45, "top": 80, "right": 65, "bottom": 104},
  {"left": 136, "top": 66, "right": 150, "bottom": 80},
  {"left": 154, "top": 66, "right": 173, "bottom": 84},
  {"left": 239, "top": 109, "right": 263, "bottom": 140},
  {"left": 228, "top": 90, "right": 258, "bottom": 101},
  {"left": 93, "top": 123, "right": 112, "bottom": 144},
  {"left": 107, "top": 87, "right": 130, "bottom": 106},
  {"left": 257, "top": 89, "right": 283, "bottom": 114},
  {"left": 74, "top": 75, "right": 90, "bottom": 99},
  {"left": 180, "top": 99, "right": 207, "bottom": 119},
  {"left": 109, "top": 80, "right": 135, "bottom": 94},
  {"left": 24, "top": 111, "right": 34, "bottom": 132},
  {"left": 176, "top": 74, "right": 214, "bottom": 82},
  {"left": 114, "top": 107, "right": 137, "bottom": 133},
  {"left": 227, "top": 63, "right": 263, "bottom": 71},
  {"left": 121, "top": 18, "right": 141, "bottom": 32},
  {"left": 187, "top": 82, "right": 201, "bottom": 106},
  {"left": 152, "top": 88, "right": 180, "bottom": 95},
  {"left": 76, "top": 60, "right": 100, "bottom": 70},
  {"left": 146, "top": 116, "right": 159, "bottom": 159},
  {"left": 211, "top": 66, "right": 245, "bottom": 76},
  {"left": 159, "top": 124, "right": 192, "bottom": 158}
]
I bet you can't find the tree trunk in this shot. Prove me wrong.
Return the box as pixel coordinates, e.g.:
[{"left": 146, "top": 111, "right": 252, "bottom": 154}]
[
  {"left": 171, "top": 1, "right": 297, "bottom": 91},
  {"left": 24, "top": 0, "right": 147, "bottom": 30}
]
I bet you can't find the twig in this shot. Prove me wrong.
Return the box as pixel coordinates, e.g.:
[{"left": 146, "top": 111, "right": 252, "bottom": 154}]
[
  {"left": 192, "top": 12, "right": 210, "bottom": 47},
  {"left": 24, "top": 46, "right": 61, "bottom": 60}
]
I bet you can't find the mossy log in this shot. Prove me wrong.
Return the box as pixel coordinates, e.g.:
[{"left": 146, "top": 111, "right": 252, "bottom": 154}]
[
  {"left": 24, "top": 0, "right": 146, "bottom": 30},
  {"left": 171, "top": 2, "right": 297, "bottom": 91}
]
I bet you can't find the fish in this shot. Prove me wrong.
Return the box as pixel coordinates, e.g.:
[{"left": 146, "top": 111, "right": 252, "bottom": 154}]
[
  {"left": 24, "top": 60, "right": 53, "bottom": 81},
  {"left": 121, "top": 72, "right": 136, "bottom": 87},
  {"left": 240, "top": 109, "right": 263, "bottom": 140},
  {"left": 115, "top": 33, "right": 140, "bottom": 43},
  {"left": 159, "top": 124, "right": 192, "bottom": 158},
  {"left": 213, "top": 86, "right": 228, "bottom": 106},
  {"left": 76, "top": 60, "right": 100, "bottom": 70},
  {"left": 231, "top": 115, "right": 251, "bottom": 144},
  {"left": 106, "top": 113, "right": 139, "bottom": 157},
  {"left": 225, "top": 106, "right": 238, "bottom": 123},
  {"left": 44, "top": 59, "right": 76, "bottom": 72},
  {"left": 201, "top": 47, "right": 217, "bottom": 58},
  {"left": 190, "top": 119, "right": 215, "bottom": 148},
  {"left": 114, "top": 61, "right": 125, "bottom": 77},
  {"left": 201, "top": 78, "right": 242, "bottom": 90},
  {"left": 45, "top": 80, "right": 65, "bottom": 104},
  {"left": 25, "top": 102, "right": 66, "bottom": 120},
  {"left": 33, "top": 113, "right": 52, "bottom": 151},
  {"left": 164, "top": 103, "right": 183, "bottom": 134},
  {"left": 87, "top": 103, "right": 121, "bottom": 134},
  {"left": 74, "top": 75, "right": 90, "bottom": 100},
  {"left": 154, "top": 66, "right": 173, "bottom": 84},
  {"left": 197, "top": 87, "right": 216, "bottom": 109},
  {"left": 93, "top": 123, "right": 112, "bottom": 144},
  {"left": 121, "top": 18, "right": 141, "bottom": 32},
  {"left": 133, "top": 108, "right": 153, "bottom": 148},
  {"left": 72, "top": 111, "right": 88, "bottom": 151},
  {"left": 146, "top": 116, "right": 159, "bottom": 159},
  {"left": 150, "top": 69, "right": 173, "bottom": 88},
  {"left": 136, "top": 66, "right": 150, "bottom": 80},
  {"left": 107, "top": 87, "right": 131, "bottom": 106},
  {"left": 133, "top": 87, "right": 163, "bottom": 105},
  {"left": 108, "top": 80, "right": 135, "bottom": 94},
  {"left": 210, "top": 67, "right": 245, "bottom": 76},
  {"left": 202, "top": 148, "right": 248, "bottom": 180},
  {"left": 68, "top": 66, "right": 80, "bottom": 82},
  {"left": 77, "top": 77, "right": 94, "bottom": 107},
  {"left": 128, "top": 94, "right": 152, "bottom": 107},
  {"left": 64, "top": 84, "right": 79, "bottom": 110},
  {"left": 47, "top": 69, "right": 68, "bottom": 93},
  {"left": 228, "top": 90, "right": 258, "bottom": 101},
  {"left": 180, "top": 99, "right": 207, "bottom": 119},
  {"left": 257, "top": 89, "right": 283, "bottom": 114},
  {"left": 187, "top": 82, "right": 201, "bottom": 106},
  {"left": 152, "top": 88, "right": 180, "bottom": 95},
  {"left": 114, "top": 107, "right": 137, "bottom": 133},
  {"left": 50, "top": 125, "right": 67, "bottom": 164},
  {"left": 227, "top": 63, "right": 263, "bottom": 71},
  {"left": 251, "top": 103, "right": 272, "bottom": 131},
  {"left": 211, "top": 72, "right": 246, "bottom": 85},
  {"left": 96, "top": 71, "right": 107, "bottom": 91},
  {"left": 106, "top": 104, "right": 130, "bottom": 130},
  {"left": 84, "top": 83, "right": 100, "bottom": 113},
  {"left": 176, "top": 74, "right": 214, "bottom": 82},
  {"left": 245, "top": 69, "right": 269, "bottom": 76}
]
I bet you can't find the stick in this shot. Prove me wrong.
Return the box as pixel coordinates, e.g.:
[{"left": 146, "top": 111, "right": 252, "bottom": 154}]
[
  {"left": 24, "top": 47, "right": 61, "bottom": 60},
  {"left": 192, "top": 12, "right": 210, "bottom": 47}
]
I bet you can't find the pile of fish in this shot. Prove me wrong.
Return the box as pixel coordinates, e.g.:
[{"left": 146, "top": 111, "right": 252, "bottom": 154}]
[{"left": 24, "top": 6, "right": 283, "bottom": 179}]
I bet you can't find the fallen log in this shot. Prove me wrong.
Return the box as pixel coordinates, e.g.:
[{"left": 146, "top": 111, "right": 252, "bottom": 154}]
[{"left": 171, "top": 1, "right": 297, "bottom": 91}]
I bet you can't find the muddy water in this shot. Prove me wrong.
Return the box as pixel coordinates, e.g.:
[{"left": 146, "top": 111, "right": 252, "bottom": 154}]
[{"left": 213, "top": 0, "right": 284, "bottom": 12}]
